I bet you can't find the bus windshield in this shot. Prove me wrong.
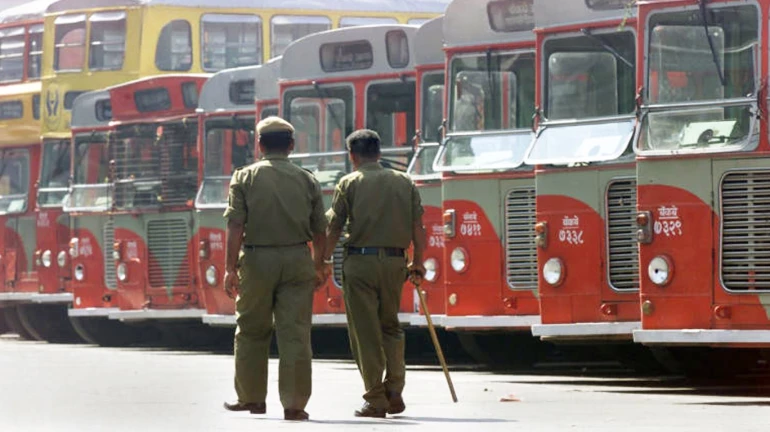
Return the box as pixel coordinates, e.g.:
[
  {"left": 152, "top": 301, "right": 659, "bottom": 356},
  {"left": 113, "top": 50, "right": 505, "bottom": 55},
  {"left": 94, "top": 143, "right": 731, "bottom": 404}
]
[
  {"left": 65, "top": 134, "right": 112, "bottom": 212},
  {"left": 407, "top": 144, "right": 439, "bottom": 177},
  {"left": 448, "top": 51, "right": 535, "bottom": 133},
  {"left": 0, "top": 150, "right": 29, "bottom": 215},
  {"left": 527, "top": 30, "right": 636, "bottom": 165},
  {"left": 196, "top": 116, "right": 255, "bottom": 208},
  {"left": 38, "top": 140, "right": 71, "bottom": 207},
  {"left": 283, "top": 85, "right": 353, "bottom": 189},
  {"left": 420, "top": 71, "right": 444, "bottom": 144},
  {"left": 638, "top": 5, "right": 759, "bottom": 153},
  {"left": 366, "top": 80, "right": 416, "bottom": 171},
  {"left": 113, "top": 121, "right": 198, "bottom": 209}
]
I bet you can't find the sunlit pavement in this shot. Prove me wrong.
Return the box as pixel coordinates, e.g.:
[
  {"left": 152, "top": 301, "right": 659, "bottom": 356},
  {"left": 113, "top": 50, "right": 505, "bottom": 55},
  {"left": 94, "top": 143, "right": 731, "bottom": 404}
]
[{"left": 1, "top": 335, "right": 769, "bottom": 432}]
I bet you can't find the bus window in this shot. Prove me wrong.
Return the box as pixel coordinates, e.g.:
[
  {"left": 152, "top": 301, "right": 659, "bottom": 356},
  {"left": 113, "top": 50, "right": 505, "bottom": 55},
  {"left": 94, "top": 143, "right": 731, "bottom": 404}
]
[
  {"left": 290, "top": 99, "right": 321, "bottom": 154},
  {"left": 201, "top": 14, "right": 261, "bottom": 71},
  {"left": 0, "top": 27, "right": 25, "bottom": 83},
  {"left": 385, "top": 30, "right": 409, "bottom": 69},
  {"left": 54, "top": 14, "right": 86, "bottom": 71},
  {"left": 421, "top": 72, "right": 445, "bottom": 143},
  {"left": 89, "top": 11, "right": 126, "bottom": 71},
  {"left": 270, "top": 15, "right": 331, "bottom": 58},
  {"left": 27, "top": 25, "right": 43, "bottom": 79},
  {"left": 366, "top": 81, "right": 416, "bottom": 148},
  {"left": 260, "top": 105, "right": 278, "bottom": 119},
  {"left": 339, "top": 17, "right": 398, "bottom": 28},
  {"left": 0, "top": 150, "right": 29, "bottom": 215},
  {"left": 38, "top": 140, "right": 71, "bottom": 206},
  {"left": 156, "top": 20, "right": 192, "bottom": 72}
]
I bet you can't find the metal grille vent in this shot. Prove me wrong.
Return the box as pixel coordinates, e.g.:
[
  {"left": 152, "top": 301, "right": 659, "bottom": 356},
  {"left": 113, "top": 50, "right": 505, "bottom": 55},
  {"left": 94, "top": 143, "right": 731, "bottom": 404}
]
[
  {"left": 607, "top": 179, "right": 639, "bottom": 290},
  {"left": 103, "top": 218, "right": 116, "bottom": 289},
  {"left": 721, "top": 171, "right": 770, "bottom": 291},
  {"left": 332, "top": 240, "right": 345, "bottom": 288},
  {"left": 505, "top": 187, "right": 537, "bottom": 290},
  {"left": 112, "top": 123, "right": 198, "bottom": 209},
  {"left": 147, "top": 219, "right": 190, "bottom": 288}
]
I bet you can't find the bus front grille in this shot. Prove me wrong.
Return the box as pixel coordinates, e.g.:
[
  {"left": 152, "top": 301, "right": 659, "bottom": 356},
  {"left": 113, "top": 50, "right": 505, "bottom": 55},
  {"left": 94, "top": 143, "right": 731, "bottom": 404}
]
[
  {"left": 607, "top": 179, "right": 639, "bottom": 290},
  {"left": 505, "top": 187, "right": 537, "bottom": 290},
  {"left": 147, "top": 219, "right": 190, "bottom": 288}
]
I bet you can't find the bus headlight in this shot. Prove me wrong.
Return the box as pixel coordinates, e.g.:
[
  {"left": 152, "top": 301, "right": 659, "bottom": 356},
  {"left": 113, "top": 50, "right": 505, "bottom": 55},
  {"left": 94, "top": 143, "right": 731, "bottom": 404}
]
[
  {"left": 543, "top": 258, "right": 565, "bottom": 286},
  {"left": 57, "top": 251, "right": 67, "bottom": 268},
  {"left": 648, "top": 255, "right": 672, "bottom": 286},
  {"left": 69, "top": 238, "right": 79, "bottom": 258},
  {"left": 41, "top": 250, "right": 53, "bottom": 268},
  {"left": 450, "top": 247, "right": 468, "bottom": 273},
  {"left": 74, "top": 264, "right": 85, "bottom": 281},
  {"left": 423, "top": 258, "right": 438, "bottom": 282},
  {"left": 205, "top": 266, "right": 218, "bottom": 286},
  {"left": 117, "top": 263, "right": 128, "bottom": 282}
]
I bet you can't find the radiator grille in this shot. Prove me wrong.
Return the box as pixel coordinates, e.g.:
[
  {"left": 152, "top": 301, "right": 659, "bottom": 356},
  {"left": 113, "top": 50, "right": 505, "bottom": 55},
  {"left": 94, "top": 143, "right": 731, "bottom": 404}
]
[
  {"left": 607, "top": 179, "right": 639, "bottom": 290},
  {"left": 112, "top": 122, "right": 198, "bottom": 209},
  {"left": 505, "top": 187, "right": 537, "bottom": 290},
  {"left": 103, "top": 218, "right": 116, "bottom": 289},
  {"left": 332, "top": 240, "right": 345, "bottom": 288},
  {"left": 721, "top": 171, "right": 770, "bottom": 290},
  {"left": 147, "top": 219, "right": 190, "bottom": 288}
]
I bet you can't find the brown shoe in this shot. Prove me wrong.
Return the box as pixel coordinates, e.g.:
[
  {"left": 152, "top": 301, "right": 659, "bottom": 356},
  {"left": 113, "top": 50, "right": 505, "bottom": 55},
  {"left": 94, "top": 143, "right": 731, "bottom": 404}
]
[
  {"left": 354, "top": 402, "right": 387, "bottom": 418},
  {"left": 387, "top": 392, "right": 405, "bottom": 415},
  {"left": 223, "top": 401, "right": 266, "bottom": 414},
  {"left": 284, "top": 409, "right": 310, "bottom": 421}
]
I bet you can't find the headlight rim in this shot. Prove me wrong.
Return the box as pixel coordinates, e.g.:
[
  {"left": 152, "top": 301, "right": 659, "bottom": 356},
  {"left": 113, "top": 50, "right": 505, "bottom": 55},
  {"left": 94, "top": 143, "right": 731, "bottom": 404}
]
[
  {"left": 116, "top": 263, "right": 128, "bottom": 282},
  {"left": 57, "top": 251, "right": 67, "bottom": 268},
  {"left": 648, "top": 255, "right": 673, "bottom": 286},
  {"left": 41, "top": 250, "right": 53, "bottom": 268},
  {"left": 205, "top": 265, "right": 218, "bottom": 287},
  {"left": 74, "top": 263, "right": 85, "bottom": 281},
  {"left": 543, "top": 257, "right": 565, "bottom": 287},
  {"left": 449, "top": 247, "right": 469, "bottom": 274},
  {"left": 423, "top": 257, "right": 439, "bottom": 282}
]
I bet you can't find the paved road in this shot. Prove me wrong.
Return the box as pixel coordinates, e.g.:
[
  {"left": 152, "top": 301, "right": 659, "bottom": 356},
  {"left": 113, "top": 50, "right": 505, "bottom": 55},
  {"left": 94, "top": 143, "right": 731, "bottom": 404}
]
[{"left": 1, "top": 335, "right": 769, "bottom": 431}]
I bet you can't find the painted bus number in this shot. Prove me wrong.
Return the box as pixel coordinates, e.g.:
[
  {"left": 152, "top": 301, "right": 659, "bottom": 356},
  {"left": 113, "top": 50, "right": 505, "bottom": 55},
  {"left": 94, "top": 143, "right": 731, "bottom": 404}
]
[
  {"left": 460, "top": 222, "right": 482, "bottom": 237},
  {"left": 654, "top": 206, "right": 683, "bottom": 237}
]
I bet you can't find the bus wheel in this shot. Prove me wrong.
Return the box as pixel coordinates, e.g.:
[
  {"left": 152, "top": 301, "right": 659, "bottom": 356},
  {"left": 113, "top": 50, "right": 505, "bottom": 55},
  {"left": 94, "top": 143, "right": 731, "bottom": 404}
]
[
  {"left": 69, "top": 316, "right": 161, "bottom": 347},
  {"left": 457, "top": 331, "right": 545, "bottom": 370},
  {"left": 3, "top": 305, "right": 38, "bottom": 340},
  {"left": 16, "top": 304, "right": 85, "bottom": 344}
]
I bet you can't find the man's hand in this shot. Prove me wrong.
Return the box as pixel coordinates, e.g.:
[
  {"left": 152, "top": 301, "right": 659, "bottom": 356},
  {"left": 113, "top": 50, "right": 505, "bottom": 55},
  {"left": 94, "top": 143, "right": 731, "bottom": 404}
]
[
  {"left": 224, "top": 268, "right": 239, "bottom": 299},
  {"left": 314, "top": 262, "right": 330, "bottom": 290},
  {"left": 408, "top": 261, "right": 426, "bottom": 286}
]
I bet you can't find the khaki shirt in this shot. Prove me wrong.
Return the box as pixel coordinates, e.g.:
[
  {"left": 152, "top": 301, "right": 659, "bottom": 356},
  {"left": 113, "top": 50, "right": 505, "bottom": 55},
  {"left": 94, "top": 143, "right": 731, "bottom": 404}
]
[
  {"left": 328, "top": 162, "right": 423, "bottom": 249},
  {"left": 224, "top": 154, "right": 326, "bottom": 246}
]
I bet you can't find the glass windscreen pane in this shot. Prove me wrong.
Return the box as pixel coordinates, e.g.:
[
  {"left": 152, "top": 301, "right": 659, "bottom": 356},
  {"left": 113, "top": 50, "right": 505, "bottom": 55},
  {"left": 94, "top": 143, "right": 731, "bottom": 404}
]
[
  {"left": 202, "top": 15, "right": 262, "bottom": 71},
  {"left": 449, "top": 51, "right": 535, "bottom": 132},
  {"left": 0, "top": 28, "right": 25, "bottom": 82},
  {"left": 0, "top": 150, "right": 29, "bottom": 215},
  {"left": 647, "top": 5, "right": 758, "bottom": 104},
  {"left": 436, "top": 132, "right": 532, "bottom": 170},
  {"left": 526, "top": 120, "right": 634, "bottom": 164},
  {"left": 366, "top": 81, "right": 416, "bottom": 172},
  {"left": 198, "top": 116, "right": 255, "bottom": 206},
  {"left": 407, "top": 145, "right": 439, "bottom": 177},
  {"left": 270, "top": 16, "right": 331, "bottom": 58},
  {"left": 89, "top": 16, "right": 126, "bottom": 71},
  {"left": 545, "top": 30, "right": 634, "bottom": 120},
  {"left": 67, "top": 134, "right": 112, "bottom": 210},
  {"left": 290, "top": 99, "right": 322, "bottom": 154},
  {"left": 38, "top": 140, "right": 71, "bottom": 206},
  {"left": 421, "top": 71, "right": 444, "bottom": 143},
  {"left": 283, "top": 86, "right": 353, "bottom": 189},
  {"left": 637, "top": 104, "right": 755, "bottom": 151}
]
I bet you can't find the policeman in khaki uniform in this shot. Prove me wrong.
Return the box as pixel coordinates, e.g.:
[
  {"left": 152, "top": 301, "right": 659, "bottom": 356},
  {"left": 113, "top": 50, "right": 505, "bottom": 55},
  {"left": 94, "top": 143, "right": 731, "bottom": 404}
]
[
  {"left": 222, "top": 116, "right": 328, "bottom": 422},
  {"left": 324, "top": 129, "right": 426, "bottom": 418}
]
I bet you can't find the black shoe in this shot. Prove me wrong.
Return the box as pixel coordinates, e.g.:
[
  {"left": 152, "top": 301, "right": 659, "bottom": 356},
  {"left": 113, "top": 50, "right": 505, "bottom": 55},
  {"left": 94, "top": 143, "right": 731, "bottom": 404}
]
[
  {"left": 284, "top": 409, "right": 310, "bottom": 421},
  {"left": 387, "top": 392, "right": 405, "bottom": 415},
  {"left": 223, "top": 401, "right": 266, "bottom": 414},
  {"left": 354, "top": 402, "right": 387, "bottom": 418}
]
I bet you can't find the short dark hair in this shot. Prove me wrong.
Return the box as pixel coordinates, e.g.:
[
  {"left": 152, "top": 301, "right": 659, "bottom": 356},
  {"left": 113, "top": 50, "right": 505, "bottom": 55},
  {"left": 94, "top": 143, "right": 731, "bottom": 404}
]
[
  {"left": 346, "top": 129, "right": 381, "bottom": 158},
  {"left": 259, "top": 131, "right": 293, "bottom": 152}
]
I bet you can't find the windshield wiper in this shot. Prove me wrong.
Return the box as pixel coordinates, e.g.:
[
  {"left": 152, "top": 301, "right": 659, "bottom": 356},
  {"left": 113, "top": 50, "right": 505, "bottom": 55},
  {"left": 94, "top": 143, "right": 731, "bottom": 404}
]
[
  {"left": 698, "top": 0, "right": 726, "bottom": 86},
  {"left": 580, "top": 28, "right": 633, "bottom": 68}
]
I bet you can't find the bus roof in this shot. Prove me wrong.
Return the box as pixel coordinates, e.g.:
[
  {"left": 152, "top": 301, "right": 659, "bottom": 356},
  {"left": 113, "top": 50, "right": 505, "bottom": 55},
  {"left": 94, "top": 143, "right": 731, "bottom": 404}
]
[
  {"left": 106, "top": 74, "right": 209, "bottom": 122},
  {"left": 255, "top": 57, "right": 281, "bottom": 101},
  {"left": 444, "top": 0, "right": 534, "bottom": 48},
  {"left": 415, "top": 16, "right": 443, "bottom": 67},
  {"left": 281, "top": 24, "right": 418, "bottom": 82},
  {"left": 47, "top": 0, "right": 450, "bottom": 13},
  {"left": 198, "top": 66, "right": 258, "bottom": 114},
  {"left": 71, "top": 90, "right": 111, "bottom": 130},
  {"left": 0, "top": 0, "right": 57, "bottom": 24},
  {"left": 534, "top": 0, "right": 635, "bottom": 29}
]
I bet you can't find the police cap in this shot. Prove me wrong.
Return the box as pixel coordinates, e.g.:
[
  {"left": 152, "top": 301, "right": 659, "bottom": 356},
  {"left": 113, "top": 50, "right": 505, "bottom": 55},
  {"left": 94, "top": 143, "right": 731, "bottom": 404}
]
[{"left": 257, "top": 116, "right": 295, "bottom": 137}]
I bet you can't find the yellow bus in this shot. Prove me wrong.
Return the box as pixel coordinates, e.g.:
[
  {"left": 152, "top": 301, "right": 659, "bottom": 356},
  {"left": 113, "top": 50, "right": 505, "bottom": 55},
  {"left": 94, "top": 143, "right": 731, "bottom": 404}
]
[{"left": 34, "top": 0, "right": 449, "bottom": 302}]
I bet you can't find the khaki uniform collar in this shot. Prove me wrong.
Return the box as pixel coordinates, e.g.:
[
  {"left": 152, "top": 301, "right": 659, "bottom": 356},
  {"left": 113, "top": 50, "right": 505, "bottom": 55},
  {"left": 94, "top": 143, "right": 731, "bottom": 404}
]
[
  {"left": 263, "top": 153, "right": 290, "bottom": 161},
  {"left": 358, "top": 162, "right": 383, "bottom": 172}
]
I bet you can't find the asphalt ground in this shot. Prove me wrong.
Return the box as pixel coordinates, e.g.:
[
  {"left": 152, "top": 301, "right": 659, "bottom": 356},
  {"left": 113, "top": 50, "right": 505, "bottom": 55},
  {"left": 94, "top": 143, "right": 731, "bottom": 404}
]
[{"left": 1, "top": 334, "right": 769, "bottom": 432}]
